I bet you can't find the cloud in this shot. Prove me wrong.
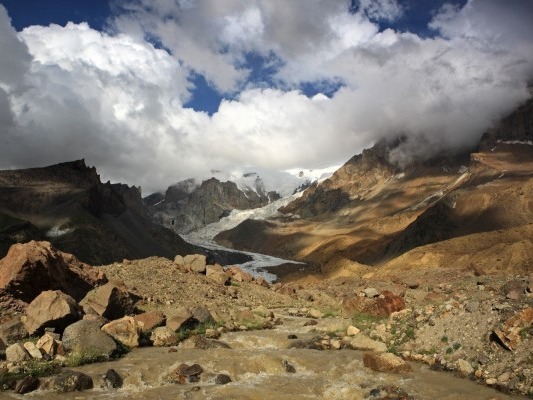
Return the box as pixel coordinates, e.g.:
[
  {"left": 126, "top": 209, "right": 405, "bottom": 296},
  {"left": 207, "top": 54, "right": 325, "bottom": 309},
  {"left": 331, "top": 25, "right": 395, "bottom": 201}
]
[
  {"left": 0, "top": 1, "right": 532, "bottom": 194},
  {"left": 357, "top": 0, "right": 404, "bottom": 22}
]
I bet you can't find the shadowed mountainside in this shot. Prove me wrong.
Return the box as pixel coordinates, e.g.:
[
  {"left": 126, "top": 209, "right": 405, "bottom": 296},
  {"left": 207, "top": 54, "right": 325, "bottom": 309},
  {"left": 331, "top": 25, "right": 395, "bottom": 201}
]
[{"left": 0, "top": 160, "right": 245, "bottom": 265}]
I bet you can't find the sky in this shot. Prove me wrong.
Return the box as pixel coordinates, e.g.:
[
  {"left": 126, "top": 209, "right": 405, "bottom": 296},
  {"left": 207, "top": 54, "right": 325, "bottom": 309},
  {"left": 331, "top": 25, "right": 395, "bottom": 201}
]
[{"left": 0, "top": 0, "right": 532, "bottom": 194}]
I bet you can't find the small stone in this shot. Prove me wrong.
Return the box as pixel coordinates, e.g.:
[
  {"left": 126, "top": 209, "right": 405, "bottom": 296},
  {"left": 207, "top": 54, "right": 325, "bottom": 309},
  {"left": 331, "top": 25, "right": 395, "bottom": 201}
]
[
  {"left": 465, "top": 302, "right": 479, "bottom": 313},
  {"left": 364, "top": 288, "right": 379, "bottom": 298},
  {"left": 347, "top": 326, "right": 360, "bottom": 336},
  {"left": 456, "top": 359, "right": 474, "bottom": 376},
  {"left": 215, "top": 374, "right": 231, "bottom": 385},
  {"left": 363, "top": 352, "right": 412, "bottom": 373},
  {"left": 486, "top": 378, "right": 497, "bottom": 385},
  {"left": 308, "top": 308, "right": 324, "bottom": 319},
  {"left": 283, "top": 360, "right": 296, "bottom": 373},
  {"left": 330, "top": 339, "right": 341, "bottom": 350},
  {"left": 304, "top": 320, "right": 318, "bottom": 326}
]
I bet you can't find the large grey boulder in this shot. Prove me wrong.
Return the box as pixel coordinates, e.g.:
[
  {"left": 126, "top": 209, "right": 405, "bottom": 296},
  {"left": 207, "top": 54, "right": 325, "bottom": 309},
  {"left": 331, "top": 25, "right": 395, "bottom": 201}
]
[
  {"left": 23, "top": 290, "right": 82, "bottom": 335},
  {"left": 62, "top": 320, "right": 117, "bottom": 357}
]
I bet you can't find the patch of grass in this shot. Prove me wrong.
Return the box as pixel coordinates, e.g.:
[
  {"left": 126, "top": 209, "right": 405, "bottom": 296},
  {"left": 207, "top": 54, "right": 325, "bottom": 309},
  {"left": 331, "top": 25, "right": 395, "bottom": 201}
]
[
  {"left": 351, "top": 313, "right": 384, "bottom": 332},
  {"left": 0, "top": 360, "right": 61, "bottom": 385},
  {"left": 453, "top": 342, "right": 462, "bottom": 351},
  {"left": 405, "top": 327, "right": 415, "bottom": 339},
  {"left": 65, "top": 350, "right": 110, "bottom": 367},
  {"left": 441, "top": 336, "right": 449, "bottom": 343}
]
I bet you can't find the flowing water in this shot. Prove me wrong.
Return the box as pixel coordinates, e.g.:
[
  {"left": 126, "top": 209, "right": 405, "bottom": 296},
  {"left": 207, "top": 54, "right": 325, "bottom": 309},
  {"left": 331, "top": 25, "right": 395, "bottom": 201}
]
[{"left": 6, "top": 313, "right": 524, "bottom": 400}]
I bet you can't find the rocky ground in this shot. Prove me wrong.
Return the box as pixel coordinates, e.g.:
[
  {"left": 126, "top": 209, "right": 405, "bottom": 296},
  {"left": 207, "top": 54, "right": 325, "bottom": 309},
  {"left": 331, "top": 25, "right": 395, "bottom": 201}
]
[{"left": 0, "top": 241, "right": 531, "bottom": 398}]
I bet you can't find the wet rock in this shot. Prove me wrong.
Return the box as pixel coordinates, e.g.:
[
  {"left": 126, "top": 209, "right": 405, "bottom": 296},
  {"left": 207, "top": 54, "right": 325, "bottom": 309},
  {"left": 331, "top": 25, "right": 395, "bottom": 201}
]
[
  {"left": 134, "top": 311, "right": 166, "bottom": 332},
  {"left": 101, "top": 316, "right": 142, "bottom": 348},
  {"left": 80, "top": 283, "right": 139, "bottom": 321},
  {"left": 363, "top": 352, "right": 412, "bottom": 373},
  {"left": 346, "top": 334, "right": 387, "bottom": 352},
  {"left": 184, "top": 254, "right": 207, "bottom": 274},
  {"left": 288, "top": 334, "right": 298, "bottom": 339},
  {"left": 493, "top": 307, "right": 533, "bottom": 350},
  {"left": 368, "top": 385, "right": 414, "bottom": 399},
  {"left": 15, "top": 375, "right": 40, "bottom": 394},
  {"left": 104, "top": 369, "right": 123, "bottom": 388},
  {"left": 0, "top": 241, "right": 107, "bottom": 303},
  {"left": 0, "top": 318, "right": 28, "bottom": 344},
  {"left": 456, "top": 359, "right": 474, "bottom": 376},
  {"left": 171, "top": 363, "right": 204, "bottom": 384},
  {"left": 180, "top": 335, "right": 231, "bottom": 349},
  {"left": 283, "top": 360, "right": 296, "bottom": 373},
  {"left": 215, "top": 374, "right": 232, "bottom": 384},
  {"left": 6, "top": 343, "right": 31, "bottom": 362},
  {"left": 53, "top": 370, "right": 93, "bottom": 393},
  {"left": 62, "top": 320, "right": 117, "bottom": 357},
  {"left": 23, "top": 290, "right": 82, "bottom": 335}
]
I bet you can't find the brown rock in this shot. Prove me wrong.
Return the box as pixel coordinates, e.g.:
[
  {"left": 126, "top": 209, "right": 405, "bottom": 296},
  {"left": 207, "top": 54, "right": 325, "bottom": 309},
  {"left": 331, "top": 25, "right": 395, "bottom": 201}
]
[
  {"left": 342, "top": 291, "right": 405, "bottom": 317},
  {"left": 206, "top": 265, "right": 229, "bottom": 285},
  {"left": 226, "top": 266, "right": 254, "bottom": 282},
  {"left": 363, "top": 352, "right": 412, "bottom": 373},
  {"left": 493, "top": 308, "right": 533, "bottom": 351},
  {"left": 0, "top": 318, "right": 28, "bottom": 344},
  {"left": 0, "top": 241, "right": 106, "bottom": 303},
  {"left": 53, "top": 370, "right": 93, "bottom": 393},
  {"left": 167, "top": 308, "right": 199, "bottom": 332},
  {"left": 36, "top": 333, "right": 60, "bottom": 357},
  {"left": 80, "top": 283, "right": 139, "bottom": 320},
  {"left": 183, "top": 254, "right": 207, "bottom": 274},
  {"left": 6, "top": 342, "right": 31, "bottom": 362},
  {"left": 101, "top": 316, "right": 142, "bottom": 348},
  {"left": 134, "top": 311, "right": 166, "bottom": 332},
  {"left": 23, "top": 290, "right": 82, "bottom": 335},
  {"left": 150, "top": 326, "right": 179, "bottom": 347},
  {"left": 375, "top": 291, "right": 405, "bottom": 316}
]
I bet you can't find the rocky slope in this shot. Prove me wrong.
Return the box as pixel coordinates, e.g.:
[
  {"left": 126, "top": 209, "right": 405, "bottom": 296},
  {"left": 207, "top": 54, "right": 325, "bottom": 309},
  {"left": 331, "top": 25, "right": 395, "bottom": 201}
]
[
  {"left": 0, "top": 160, "right": 198, "bottom": 265},
  {"left": 215, "top": 97, "right": 533, "bottom": 281}
]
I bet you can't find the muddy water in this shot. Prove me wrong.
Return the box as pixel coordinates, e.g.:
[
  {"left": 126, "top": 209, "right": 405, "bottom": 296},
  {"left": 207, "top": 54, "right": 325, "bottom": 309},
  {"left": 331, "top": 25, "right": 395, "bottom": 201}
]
[{"left": 7, "top": 315, "right": 524, "bottom": 400}]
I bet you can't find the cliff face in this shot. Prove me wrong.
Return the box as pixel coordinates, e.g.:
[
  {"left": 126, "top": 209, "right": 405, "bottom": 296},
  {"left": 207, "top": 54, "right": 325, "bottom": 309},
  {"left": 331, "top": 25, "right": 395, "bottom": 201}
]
[
  {"left": 149, "top": 176, "right": 279, "bottom": 234},
  {"left": 491, "top": 97, "right": 533, "bottom": 142},
  {"left": 0, "top": 160, "right": 194, "bottom": 264}
]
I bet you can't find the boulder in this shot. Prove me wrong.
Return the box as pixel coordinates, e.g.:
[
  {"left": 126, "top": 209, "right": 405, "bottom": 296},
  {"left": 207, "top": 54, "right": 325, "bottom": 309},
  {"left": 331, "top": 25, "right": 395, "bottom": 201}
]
[
  {"left": 15, "top": 376, "right": 40, "bottom": 394},
  {"left": 0, "top": 241, "right": 107, "bottom": 303},
  {"left": 226, "top": 266, "right": 253, "bottom": 282},
  {"left": 493, "top": 308, "right": 533, "bottom": 351},
  {"left": 23, "top": 341, "right": 43, "bottom": 359},
  {"left": 190, "top": 306, "right": 215, "bottom": 325},
  {"left": 206, "top": 265, "right": 229, "bottom": 285},
  {"left": 375, "top": 291, "right": 405, "bottom": 316},
  {"left": 6, "top": 342, "right": 31, "bottom": 362},
  {"left": 0, "top": 318, "right": 28, "bottom": 344},
  {"left": 104, "top": 369, "right": 123, "bottom": 389},
  {"left": 150, "top": 326, "right": 179, "bottom": 347},
  {"left": 101, "top": 316, "right": 142, "bottom": 348},
  {"left": 167, "top": 308, "right": 199, "bottom": 332},
  {"left": 62, "top": 320, "right": 117, "bottom": 357},
  {"left": 215, "top": 374, "right": 232, "bottom": 384},
  {"left": 364, "top": 288, "right": 379, "bottom": 298},
  {"left": 23, "top": 290, "right": 82, "bottom": 335},
  {"left": 346, "top": 334, "right": 387, "bottom": 352},
  {"left": 80, "top": 283, "right": 139, "bottom": 321},
  {"left": 36, "top": 333, "right": 60, "bottom": 357},
  {"left": 363, "top": 352, "right": 412, "bottom": 373},
  {"left": 134, "top": 311, "right": 166, "bottom": 332},
  {"left": 53, "top": 370, "right": 93, "bottom": 393},
  {"left": 184, "top": 254, "right": 207, "bottom": 274},
  {"left": 346, "top": 326, "right": 361, "bottom": 336}
]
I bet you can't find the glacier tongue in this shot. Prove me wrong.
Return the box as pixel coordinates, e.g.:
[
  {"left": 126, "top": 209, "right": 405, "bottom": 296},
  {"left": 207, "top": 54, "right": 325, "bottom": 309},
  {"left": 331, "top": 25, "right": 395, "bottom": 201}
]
[{"left": 182, "top": 192, "right": 305, "bottom": 282}]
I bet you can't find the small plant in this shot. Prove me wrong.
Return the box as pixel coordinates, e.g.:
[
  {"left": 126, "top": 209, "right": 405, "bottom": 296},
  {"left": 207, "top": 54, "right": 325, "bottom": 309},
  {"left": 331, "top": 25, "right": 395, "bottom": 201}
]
[
  {"left": 446, "top": 347, "right": 454, "bottom": 354},
  {"left": 405, "top": 327, "right": 415, "bottom": 339},
  {"left": 352, "top": 313, "right": 383, "bottom": 332},
  {"left": 441, "top": 336, "right": 449, "bottom": 343},
  {"left": 453, "top": 342, "right": 462, "bottom": 351},
  {"left": 65, "top": 350, "right": 110, "bottom": 367}
]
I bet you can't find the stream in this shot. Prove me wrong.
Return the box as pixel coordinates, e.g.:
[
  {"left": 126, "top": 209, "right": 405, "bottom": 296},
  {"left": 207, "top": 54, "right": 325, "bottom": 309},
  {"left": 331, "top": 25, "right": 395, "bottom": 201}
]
[{"left": 6, "top": 312, "right": 524, "bottom": 399}]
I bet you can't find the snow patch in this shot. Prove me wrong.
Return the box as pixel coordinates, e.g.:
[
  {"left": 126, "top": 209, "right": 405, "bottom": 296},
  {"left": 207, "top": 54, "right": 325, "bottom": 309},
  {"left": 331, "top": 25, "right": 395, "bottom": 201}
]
[{"left": 46, "top": 226, "right": 74, "bottom": 238}]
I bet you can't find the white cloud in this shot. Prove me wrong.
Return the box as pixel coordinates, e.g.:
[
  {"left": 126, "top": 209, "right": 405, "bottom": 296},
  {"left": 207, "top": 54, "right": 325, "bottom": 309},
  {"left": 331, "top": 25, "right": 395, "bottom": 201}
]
[
  {"left": 357, "top": 0, "right": 404, "bottom": 22},
  {"left": 0, "top": 1, "right": 532, "bottom": 194}
]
